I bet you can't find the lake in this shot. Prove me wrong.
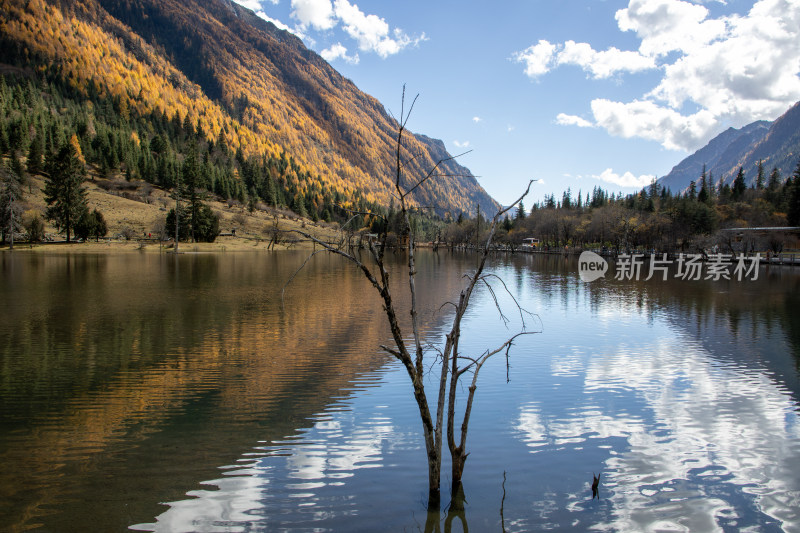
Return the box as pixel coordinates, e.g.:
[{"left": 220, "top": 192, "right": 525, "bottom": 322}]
[{"left": 1, "top": 250, "right": 799, "bottom": 532}]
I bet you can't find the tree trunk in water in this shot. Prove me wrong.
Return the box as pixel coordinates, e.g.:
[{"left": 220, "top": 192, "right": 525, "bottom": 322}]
[
  {"left": 451, "top": 448, "right": 467, "bottom": 493},
  {"left": 426, "top": 441, "right": 441, "bottom": 510},
  {"left": 445, "top": 482, "right": 468, "bottom": 531}
]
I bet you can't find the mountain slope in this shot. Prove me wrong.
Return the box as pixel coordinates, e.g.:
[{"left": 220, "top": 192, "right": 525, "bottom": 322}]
[
  {"left": 659, "top": 100, "right": 800, "bottom": 192},
  {"left": 0, "top": 0, "right": 497, "bottom": 217},
  {"left": 730, "top": 101, "right": 800, "bottom": 184},
  {"left": 658, "top": 121, "right": 771, "bottom": 192}
]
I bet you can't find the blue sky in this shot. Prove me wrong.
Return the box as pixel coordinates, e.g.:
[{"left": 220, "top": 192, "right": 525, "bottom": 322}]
[{"left": 232, "top": 0, "right": 800, "bottom": 205}]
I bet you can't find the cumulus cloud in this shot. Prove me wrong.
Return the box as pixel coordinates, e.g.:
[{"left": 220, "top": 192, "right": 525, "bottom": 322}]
[
  {"left": 287, "top": 0, "right": 423, "bottom": 58},
  {"left": 512, "top": 39, "right": 653, "bottom": 79},
  {"left": 557, "top": 40, "right": 655, "bottom": 78},
  {"left": 594, "top": 168, "right": 657, "bottom": 188},
  {"left": 555, "top": 113, "right": 594, "bottom": 128},
  {"left": 646, "top": 0, "right": 800, "bottom": 125},
  {"left": 232, "top": 0, "right": 264, "bottom": 10},
  {"left": 230, "top": 0, "right": 307, "bottom": 39},
  {"left": 320, "top": 43, "right": 359, "bottom": 64},
  {"left": 591, "top": 98, "right": 718, "bottom": 151},
  {"left": 615, "top": 0, "right": 726, "bottom": 57},
  {"left": 291, "top": 0, "right": 336, "bottom": 30},
  {"left": 512, "top": 40, "right": 558, "bottom": 77},
  {"left": 472, "top": 116, "right": 482, "bottom": 123},
  {"left": 333, "top": 0, "right": 425, "bottom": 58},
  {"left": 453, "top": 140, "right": 470, "bottom": 148},
  {"left": 515, "top": 0, "right": 800, "bottom": 151},
  {"left": 256, "top": 11, "right": 308, "bottom": 39}
]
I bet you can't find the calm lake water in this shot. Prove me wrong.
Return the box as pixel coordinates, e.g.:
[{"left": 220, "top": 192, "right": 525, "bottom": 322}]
[{"left": 1, "top": 250, "right": 799, "bottom": 532}]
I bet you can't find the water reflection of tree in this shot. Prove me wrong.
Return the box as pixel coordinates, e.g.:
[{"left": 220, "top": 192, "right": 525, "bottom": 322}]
[{"left": 0, "top": 251, "right": 471, "bottom": 531}]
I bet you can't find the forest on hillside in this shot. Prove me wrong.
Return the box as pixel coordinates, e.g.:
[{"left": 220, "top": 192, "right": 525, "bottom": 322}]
[
  {"left": 1, "top": 69, "right": 799, "bottom": 252},
  {"left": 444, "top": 163, "right": 800, "bottom": 254},
  {"left": 0, "top": 73, "right": 390, "bottom": 244},
  {"left": 0, "top": 0, "right": 496, "bottom": 217}
]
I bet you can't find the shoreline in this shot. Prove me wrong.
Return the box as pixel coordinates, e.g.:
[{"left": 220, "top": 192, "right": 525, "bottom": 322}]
[{"left": 0, "top": 235, "right": 316, "bottom": 253}]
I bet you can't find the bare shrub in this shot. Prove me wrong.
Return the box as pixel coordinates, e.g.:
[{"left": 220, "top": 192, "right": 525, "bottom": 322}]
[
  {"left": 232, "top": 212, "right": 247, "bottom": 227},
  {"left": 119, "top": 226, "right": 137, "bottom": 240},
  {"left": 151, "top": 217, "right": 168, "bottom": 240}
]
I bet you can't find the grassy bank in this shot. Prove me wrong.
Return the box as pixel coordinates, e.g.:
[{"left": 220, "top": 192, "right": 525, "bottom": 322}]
[{"left": 4, "top": 171, "right": 342, "bottom": 252}]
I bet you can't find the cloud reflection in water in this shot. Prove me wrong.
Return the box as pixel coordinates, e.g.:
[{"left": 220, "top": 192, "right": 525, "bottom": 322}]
[
  {"left": 516, "top": 334, "right": 800, "bottom": 532},
  {"left": 133, "top": 389, "right": 401, "bottom": 532}
]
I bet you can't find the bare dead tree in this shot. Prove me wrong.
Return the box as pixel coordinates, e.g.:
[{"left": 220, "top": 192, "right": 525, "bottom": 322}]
[{"left": 286, "top": 87, "right": 536, "bottom": 510}]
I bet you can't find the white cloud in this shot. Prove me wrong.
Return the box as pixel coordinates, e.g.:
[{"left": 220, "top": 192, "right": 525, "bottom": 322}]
[
  {"left": 453, "top": 140, "right": 470, "bottom": 148},
  {"left": 288, "top": 0, "right": 423, "bottom": 58},
  {"left": 557, "top": 40, "right": 655, "bottom": 79},
  {"left": 594, "top": 168, "right": 657, "bottom": 188},
  {"left": 646, "top": 0, "right": 800, "bottom": 126},
  {"left": 231, "top": 1, "right": 308, "bottom": 40},
  {"left": 255, "top": 11, "right": 308, "bottom": 39},
  {"left": 512, "top": 40, "right": 558, "bottom": 77},
  {"left": 513, "top": 39, "right": 653, "bottom": 80},
  {"left": 334, "top": 0, "right": 419, "bottom": 57},
  {"left": 320, "top": 42, "right": 359, "bottom": 64},
  {"left": 518, "top": 0, "right": 800, "bottom": 151},
  {"left": 232, "top": 0, "right": 265, "bottom": 10},
  {"left": 555, "top": 113, "right": 594, "bottom": 128},
  {"left": 291, "top": 0, "right": 336, "bottom": 30},
  {"left": 472, "top": 116, "right": 482, "bottom": 123},
  {"left": 591, "top": 98, "right": 718, "bottom": 151},
  {"left": 615, "top": 0, "right": 726, "bottom": 57}
]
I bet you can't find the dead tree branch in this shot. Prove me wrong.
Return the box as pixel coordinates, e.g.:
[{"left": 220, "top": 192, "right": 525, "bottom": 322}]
[{"left": 283, "top": 86, "right": 539, "bottom": 511}]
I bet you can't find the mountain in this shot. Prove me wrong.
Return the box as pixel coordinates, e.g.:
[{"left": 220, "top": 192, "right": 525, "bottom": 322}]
[
  {"left": 0, "top": 0, "right": 497, "bottom": 217},
  {"left": 659, "top": 101, "right": 800, "bottom": 192}
]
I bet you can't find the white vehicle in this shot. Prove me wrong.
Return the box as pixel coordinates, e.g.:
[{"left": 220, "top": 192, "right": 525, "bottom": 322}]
[{"left": 522, "top": 237, "right": 540, "bottom": 249}]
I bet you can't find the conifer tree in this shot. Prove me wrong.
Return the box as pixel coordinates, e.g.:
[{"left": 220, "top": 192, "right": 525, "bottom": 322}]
[
  {"left": 788, "top": 161, "right": 800, "bottom": 227},
  {"left": 182, "top": 147, "right": 202, "bottom": 242},
  {"left": 698, "top": 166, "right": 710, "bottom": 205},
  {"left": 0, "top": 161, "right": 24, "bottom": 245},
  {"left": 44, "top": 135, "right": 87, "bottom": 243},
  {"left": 516, "top": 201, "right": 526, "bottom": 220},
  {"left": 732, "top": 167, "right": 747, "bottom": 201},
  {"left": 27, "top": 130, "right": 44, "bottom": 175},
  {"left": 756, "top": 159, "right": 766, "bottom": 190},
  {"left": 766, "top": 167, "right": 782, "bottom": 207}
]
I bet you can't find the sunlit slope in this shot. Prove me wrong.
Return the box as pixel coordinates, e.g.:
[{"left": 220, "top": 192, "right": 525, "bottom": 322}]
[{"left": 0, "top": 0, "right": 498, "bottom": 216}]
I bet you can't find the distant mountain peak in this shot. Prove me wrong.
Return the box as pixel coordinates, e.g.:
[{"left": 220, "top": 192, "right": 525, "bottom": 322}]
[{"left": 658, "top": 105, "right": 799, "bottom": 192}]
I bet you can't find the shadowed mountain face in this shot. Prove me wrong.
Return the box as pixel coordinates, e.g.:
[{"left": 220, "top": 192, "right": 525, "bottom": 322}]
[
  {"left": 658, "top": 101, "right": 800, "bottom": 194},
  {"left": 0, "top": 0, "right": 498, "bottom": 217},
  {"left": 659, "top": 100, "right": 800, "bottom": 193}
]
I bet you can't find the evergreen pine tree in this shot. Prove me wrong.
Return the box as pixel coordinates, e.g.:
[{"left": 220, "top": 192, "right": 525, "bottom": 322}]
[
  {"left": 182, "top": 147, "right": 202, "bottom": 242},
  {"left": 516, "top": 201, "right": 525, "bottom": 220},
  {"left": 788, "top": 161, "right": 800, "bottom": 226},
  {"left": 732, "top": 167, "right": 747, "bottom": 200},
  {"left": 756, "top": 159, "right": 766, "bottom": 190},
  {"left": 44, "top": 136, "right": 87, "bottom": 243},
  {"left": 0, "top": 161, "right": 24, "bottom": 244},
  {"left": 27, "top": 130, "right": 44, "bottom": 175},
  {"left": 698, "top": 167, "right": 710, "bottom": 205},
  {"left": 766, "top": 167, "right": 781, "bottom": 207}
]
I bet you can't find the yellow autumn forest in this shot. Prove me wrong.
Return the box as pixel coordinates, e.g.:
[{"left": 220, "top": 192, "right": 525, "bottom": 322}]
[{"left": 0, "top": 0, "right": 497, "bottom": 216}]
